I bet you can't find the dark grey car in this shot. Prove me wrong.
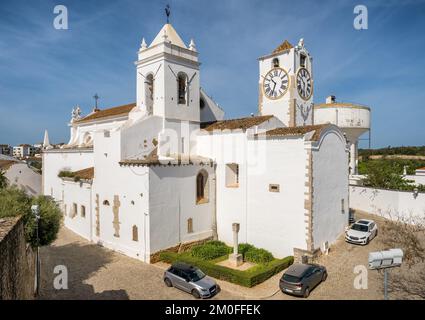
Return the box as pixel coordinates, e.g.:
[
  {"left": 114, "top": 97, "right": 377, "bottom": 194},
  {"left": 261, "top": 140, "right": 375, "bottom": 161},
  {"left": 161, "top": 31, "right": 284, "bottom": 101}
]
[
  {"left": 163, "top": 262, "right": 219, "bottom": 299},
  {"left": 279, "top": 263, "right": 327, "bottom": 298}
]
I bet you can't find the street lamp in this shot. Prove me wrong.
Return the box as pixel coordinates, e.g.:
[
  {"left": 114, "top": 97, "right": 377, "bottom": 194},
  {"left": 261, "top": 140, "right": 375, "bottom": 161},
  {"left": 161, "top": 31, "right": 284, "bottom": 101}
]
[
  {"left": 31, "top": 204, "right": 41, "bottom": 297},
  {"left": 369, "top": 249, "right": 403, "bottom": 300}
]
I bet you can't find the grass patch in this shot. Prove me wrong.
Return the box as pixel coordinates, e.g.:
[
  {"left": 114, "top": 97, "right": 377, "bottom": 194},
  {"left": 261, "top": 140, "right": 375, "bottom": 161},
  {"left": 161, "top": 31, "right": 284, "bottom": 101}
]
[{"left": 160, "top": 251, "right": 293, "bottom": 287}]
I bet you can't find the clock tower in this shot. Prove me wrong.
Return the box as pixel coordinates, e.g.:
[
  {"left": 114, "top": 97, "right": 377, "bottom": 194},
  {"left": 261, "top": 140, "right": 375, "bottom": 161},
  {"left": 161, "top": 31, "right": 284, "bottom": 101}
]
[{"left": 258, "top": 39, "right": 314, "bottom": 127}]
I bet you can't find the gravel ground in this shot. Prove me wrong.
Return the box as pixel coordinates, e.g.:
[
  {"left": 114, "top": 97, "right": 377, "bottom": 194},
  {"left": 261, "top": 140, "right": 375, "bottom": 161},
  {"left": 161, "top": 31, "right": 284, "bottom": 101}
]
[{"left": 39, "top": 211, "right": 390, "bottom": 300}]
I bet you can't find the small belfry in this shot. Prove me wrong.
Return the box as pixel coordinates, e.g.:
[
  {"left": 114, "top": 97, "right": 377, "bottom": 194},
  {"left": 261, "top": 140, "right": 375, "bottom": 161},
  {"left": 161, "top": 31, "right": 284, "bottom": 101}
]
[{"left": 258, "top": 38, "right": 314, "bottom": 127}]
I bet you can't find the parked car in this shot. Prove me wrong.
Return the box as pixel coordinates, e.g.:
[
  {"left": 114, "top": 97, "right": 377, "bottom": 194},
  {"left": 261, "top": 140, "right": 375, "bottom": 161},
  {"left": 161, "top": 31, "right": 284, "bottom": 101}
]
[
  {"left": 345, "top": 219, "right": 378, "bottom": 245},
  {"left": 163, "top": 262, "right": 219, "bottom": 299},
  {"left": 279, "top": 263, "right": 327, "bottom": 298}
]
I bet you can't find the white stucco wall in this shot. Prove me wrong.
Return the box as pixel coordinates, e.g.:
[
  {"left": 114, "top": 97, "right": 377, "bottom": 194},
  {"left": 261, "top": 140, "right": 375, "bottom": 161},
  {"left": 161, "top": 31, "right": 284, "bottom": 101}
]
[
  {"left": 311, "top": 129, "right": 349, "bottom": 250},
  {"left": 92, "top": 129, "right": 150, "bottom": 261},
  {"left": 148, "top": 164, "right": 215, "bottom": 254},
  {"left": 245, "top": 137, "right": 309, "bottom": 258},
  {"left": 350, "top": 185, "right": 425, "bottom": 221},
  {"left": 5, "top": 163, "right": 41, "bottom": 196},
  {"left": 42, "top": 149, "right": 93, "bottom": 201},
  {"left": 62, "top": 180, "right": 93, "bottom": 240}
]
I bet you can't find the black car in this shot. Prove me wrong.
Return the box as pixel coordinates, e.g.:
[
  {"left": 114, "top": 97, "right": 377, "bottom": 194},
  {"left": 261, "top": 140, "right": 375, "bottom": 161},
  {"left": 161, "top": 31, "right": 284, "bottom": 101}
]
[{"left": 279, "top": 263, "right": 327, "bottom": 298}]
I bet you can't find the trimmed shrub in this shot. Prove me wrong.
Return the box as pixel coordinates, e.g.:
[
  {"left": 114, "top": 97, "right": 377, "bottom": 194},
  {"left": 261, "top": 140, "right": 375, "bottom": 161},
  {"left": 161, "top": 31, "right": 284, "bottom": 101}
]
[
  {"left": 245, "top": 247, "right": 274, "bottom": 264},
  {"left": 238, "top": 243, "right": 254, "bottom": 258},
  {"left": 191, "top": 242, "right": 231, "bottom": 260},
  {"left": 58, "top": 171, "right": 75, "bottom": 178},
  {"left": 160, "top": 251, "right": 293, "bottom": 287}
]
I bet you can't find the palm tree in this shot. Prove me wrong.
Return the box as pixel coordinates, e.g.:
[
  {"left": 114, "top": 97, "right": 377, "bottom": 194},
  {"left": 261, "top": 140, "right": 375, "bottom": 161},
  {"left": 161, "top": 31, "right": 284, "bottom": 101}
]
[{"left": 0, "top": 170, "right": 8, "bottom": 189}]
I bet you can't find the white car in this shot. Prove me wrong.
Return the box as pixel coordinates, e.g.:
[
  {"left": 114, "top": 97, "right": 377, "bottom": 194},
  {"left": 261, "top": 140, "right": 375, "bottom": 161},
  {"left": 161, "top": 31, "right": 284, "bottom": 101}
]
[{"left": 345, "top": 219, "right": 378, "bottom": 245}]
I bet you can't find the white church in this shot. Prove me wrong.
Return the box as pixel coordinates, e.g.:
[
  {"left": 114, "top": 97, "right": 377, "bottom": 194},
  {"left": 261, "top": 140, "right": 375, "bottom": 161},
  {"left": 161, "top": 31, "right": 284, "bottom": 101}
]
[{"left": 42, "top": 22, "right": 353, "bottom": 263}]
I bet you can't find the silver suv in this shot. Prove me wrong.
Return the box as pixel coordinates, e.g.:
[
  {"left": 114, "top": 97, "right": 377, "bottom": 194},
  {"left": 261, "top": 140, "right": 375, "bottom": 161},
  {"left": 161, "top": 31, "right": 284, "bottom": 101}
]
[{"left": 163, "top": 262, "right": 219, "bottom": 299}]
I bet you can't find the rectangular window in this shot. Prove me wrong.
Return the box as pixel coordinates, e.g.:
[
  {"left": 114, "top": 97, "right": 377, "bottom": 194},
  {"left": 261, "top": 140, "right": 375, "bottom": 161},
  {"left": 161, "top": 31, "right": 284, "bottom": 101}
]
[
  {"left": 181, "top": 137, "right": 185, "bottom": 154},
  {"left": 225, "top": 163, "right": 239, "bottom": 188},
  {"left": 300, "top": 53, "right": 307, "bottom": 67},
  {"left": 341, "top": 199, "right": 345, "bottom": 214},
  {"left": 187, "top": 218, "right": 193, "bottom": 234},
  {"left": 72, "top": 203, "right": 78, "bottom": 218},
  {"left": 269, "top": 184, "right": 280, "bottom": 192},
  {"left": 81, "top": 205, "right": 86, "bottom": 218},
  {"left": 104, "top": 130, "right": 110, "bottom": 138}
]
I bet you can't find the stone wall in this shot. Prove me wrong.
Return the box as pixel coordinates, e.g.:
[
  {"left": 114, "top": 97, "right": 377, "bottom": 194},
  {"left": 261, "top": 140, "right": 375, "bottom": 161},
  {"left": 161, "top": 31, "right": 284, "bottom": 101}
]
[{"left": 0, "top": 216, "right": 35, "bottom": 299}]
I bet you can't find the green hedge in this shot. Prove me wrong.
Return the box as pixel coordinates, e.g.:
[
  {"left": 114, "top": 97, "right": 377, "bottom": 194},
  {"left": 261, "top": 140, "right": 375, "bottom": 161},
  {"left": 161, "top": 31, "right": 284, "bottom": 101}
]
[
  {"left": 160, "top": 251, "right": 293, "bottom": 287},
  {"left": 245, "top": 247, "right": 274, "bottom": 264},
  {"left": 191, "top": 242, "right": 231, "bottom": 260}
]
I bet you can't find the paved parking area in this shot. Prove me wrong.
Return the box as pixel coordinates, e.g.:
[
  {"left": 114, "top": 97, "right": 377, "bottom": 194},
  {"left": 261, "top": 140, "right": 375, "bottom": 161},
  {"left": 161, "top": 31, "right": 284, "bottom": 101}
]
[
  {"left": 39, "top": 228, "right": 242, "bottom": 300},
  {"left": 40, "top": 211, "right": 386, "bottom": 300}
]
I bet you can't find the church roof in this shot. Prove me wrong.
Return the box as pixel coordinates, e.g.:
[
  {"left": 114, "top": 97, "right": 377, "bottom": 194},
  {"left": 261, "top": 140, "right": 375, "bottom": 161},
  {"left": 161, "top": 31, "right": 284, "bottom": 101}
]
[
  {"left": 260, "top": 124, "right": 330, "bottom": 141},
  {"left": 150, "top": 23, "right": 187, "bottom": 49},
  {"left": 0, "top": 160, "right": 17, "bottom": 170},
  {"left": 119, "top": 148, "right": 213, "bottom": 167},
  {"left": 272, "top": 40, "right": 294, "bottom": 54},
  {"left": 75, "top": 103, "right": 136, "bottom": 124},
  {"left": 201, "top": 115, "right": 274, "bottom": 132}
]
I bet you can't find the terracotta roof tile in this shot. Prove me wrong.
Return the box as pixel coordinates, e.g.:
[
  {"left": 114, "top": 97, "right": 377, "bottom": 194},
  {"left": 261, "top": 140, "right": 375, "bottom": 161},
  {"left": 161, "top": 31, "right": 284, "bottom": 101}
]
[
  {"left": 75, "top": 103, "right": 136, "bottom": 123},
  {"left": 0, "top": 160, "right": 17, "bottom": 170},
  {"left": 272, "top": 40, "right": 293, "bottom": 54},
  {"left": 260, "top": 124, "right": 330, "bottom": 141},
  {"left": 201, "top": 115, "right": 274, "bottom": 132},
  {"left": 72, "top": 167, "right": 94, "bottom": 180},
  {"left": 119, "top": 148, "right": 213, "bottom": 167}
]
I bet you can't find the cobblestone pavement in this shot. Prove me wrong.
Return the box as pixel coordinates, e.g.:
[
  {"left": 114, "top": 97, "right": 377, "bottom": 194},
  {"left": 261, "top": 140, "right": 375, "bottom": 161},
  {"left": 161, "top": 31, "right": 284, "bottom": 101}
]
[
  {"left": 40, "top": 211, "right": 386, "bottom": 300},
  {"left": 39, "top": 227, "right": 242, "bottom": 300}
]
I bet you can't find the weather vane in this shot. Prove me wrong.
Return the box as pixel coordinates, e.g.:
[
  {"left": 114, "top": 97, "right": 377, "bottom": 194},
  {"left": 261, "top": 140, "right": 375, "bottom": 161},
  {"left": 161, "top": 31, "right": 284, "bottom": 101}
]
[{"left": 165, "top": 4, "right": 171, "bottom": 24}]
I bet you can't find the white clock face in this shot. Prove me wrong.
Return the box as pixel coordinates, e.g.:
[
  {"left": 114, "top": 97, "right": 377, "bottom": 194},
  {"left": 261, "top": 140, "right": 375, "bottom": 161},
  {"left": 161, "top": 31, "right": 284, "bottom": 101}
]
[
  {"left": 263, "top": 67, "right": 289, "bottom": 100},
  {"left": 296, "top": 67, "right": 312, "bottom": 100}
]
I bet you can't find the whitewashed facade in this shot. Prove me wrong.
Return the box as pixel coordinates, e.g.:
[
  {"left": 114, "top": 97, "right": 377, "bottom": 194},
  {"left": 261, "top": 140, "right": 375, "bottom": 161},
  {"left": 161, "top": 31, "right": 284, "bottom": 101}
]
[{"left": 43, "top": 23, "right": 351, "bottom": 262}]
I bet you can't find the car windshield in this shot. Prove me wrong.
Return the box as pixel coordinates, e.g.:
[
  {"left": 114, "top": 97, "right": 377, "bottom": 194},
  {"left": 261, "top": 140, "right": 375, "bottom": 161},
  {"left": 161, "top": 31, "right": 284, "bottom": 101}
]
[
  {"left": 187, "top": 269, "right": 206, "bottom": 282},
  {"left": 283, "top": 274, "right": 301, "bottom": 283},
  {"left": 351, "top": 224, "right": 368, "bottom": 232}
]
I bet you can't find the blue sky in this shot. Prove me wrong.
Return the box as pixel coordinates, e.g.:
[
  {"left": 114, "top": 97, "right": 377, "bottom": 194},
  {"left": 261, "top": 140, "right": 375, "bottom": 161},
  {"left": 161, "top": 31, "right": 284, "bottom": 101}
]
[{"left": 0, "top": 0, "right": 424, "bottom": 148}]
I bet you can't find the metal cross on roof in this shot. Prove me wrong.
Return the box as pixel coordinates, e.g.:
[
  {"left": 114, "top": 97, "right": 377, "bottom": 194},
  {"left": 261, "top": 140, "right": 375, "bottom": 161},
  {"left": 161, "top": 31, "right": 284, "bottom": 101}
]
[
  {"left": 93, "top": 93, "right": 100, "bottom": 109},
  {"left": 165, "top": 4, "right": 171, "bottom": 24}
]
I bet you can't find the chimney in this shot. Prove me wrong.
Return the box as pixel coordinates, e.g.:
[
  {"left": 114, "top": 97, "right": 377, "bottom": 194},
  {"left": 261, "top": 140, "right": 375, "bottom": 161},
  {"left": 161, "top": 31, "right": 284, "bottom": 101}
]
[{"left": 326, "top": 95, "right": 336, "bottom": 104}]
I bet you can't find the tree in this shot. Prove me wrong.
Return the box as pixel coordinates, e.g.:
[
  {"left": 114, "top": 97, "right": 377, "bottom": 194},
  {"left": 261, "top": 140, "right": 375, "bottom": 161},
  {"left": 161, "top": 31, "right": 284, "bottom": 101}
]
[
  {"left": 378, "top": 214, "right": 425, "bottom": 299},
  {"left": 0, "top": 186, "right": 61, "bottom": 247},
  {"left": 0, "top": 170, "right": 8, "bottom": 189}
]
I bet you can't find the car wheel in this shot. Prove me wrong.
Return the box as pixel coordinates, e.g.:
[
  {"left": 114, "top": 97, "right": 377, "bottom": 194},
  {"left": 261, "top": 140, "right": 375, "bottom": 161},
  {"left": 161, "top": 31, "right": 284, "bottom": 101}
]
[
  {"left": 192, "top": 289, "right": 201, "bottom": 299},
  {"left": 365, "top": 237, "right": 370, "bottom": 245},
  {"left": 322, "top": 272, "right": 327, "bottom": 282},
  {"left": 164, "top": 278, "right": 172, "bottom": 287},
  {"left": 303, "top": 287, "right": 310, "bottom": 298},
  {"left": 375, "top": 229, "right": 378, "bottom": 237}
]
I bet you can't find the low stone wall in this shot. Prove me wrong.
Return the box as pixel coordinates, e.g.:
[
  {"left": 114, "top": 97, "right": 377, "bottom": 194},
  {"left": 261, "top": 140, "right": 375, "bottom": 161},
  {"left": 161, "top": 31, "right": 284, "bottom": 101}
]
[
  {"left": 150, "top": 236, "right": 214, "bottom": 264},
  {"left": 0, "top": 216, "right": 36, "bottom": 300}
]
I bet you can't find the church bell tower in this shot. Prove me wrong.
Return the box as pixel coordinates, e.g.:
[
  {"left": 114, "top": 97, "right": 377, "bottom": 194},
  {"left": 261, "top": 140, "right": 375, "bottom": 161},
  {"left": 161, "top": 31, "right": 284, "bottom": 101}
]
[{"left": 258, "top": 39, "right": 314, "bottom": 127}]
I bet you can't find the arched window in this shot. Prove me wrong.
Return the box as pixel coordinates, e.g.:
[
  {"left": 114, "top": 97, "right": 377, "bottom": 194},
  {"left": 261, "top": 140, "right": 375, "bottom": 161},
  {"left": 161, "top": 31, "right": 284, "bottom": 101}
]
[
  {"left": 145, "top": 73, "right": 154, "bottom": 114},
  {"left": 103, "top": 200, "right": 110, "bottom": 206},
  {"left": 177, "top": 73, "right": 188, "bottom": 105},
  {"left": 196, "top": 170, "right": 209, "bottom": 204},
  {"left": 272, "top": 58, "right": 280, "bottom": 68},
  {"left": 132, "top": 225, "right": 138, "bottom": 241}
]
